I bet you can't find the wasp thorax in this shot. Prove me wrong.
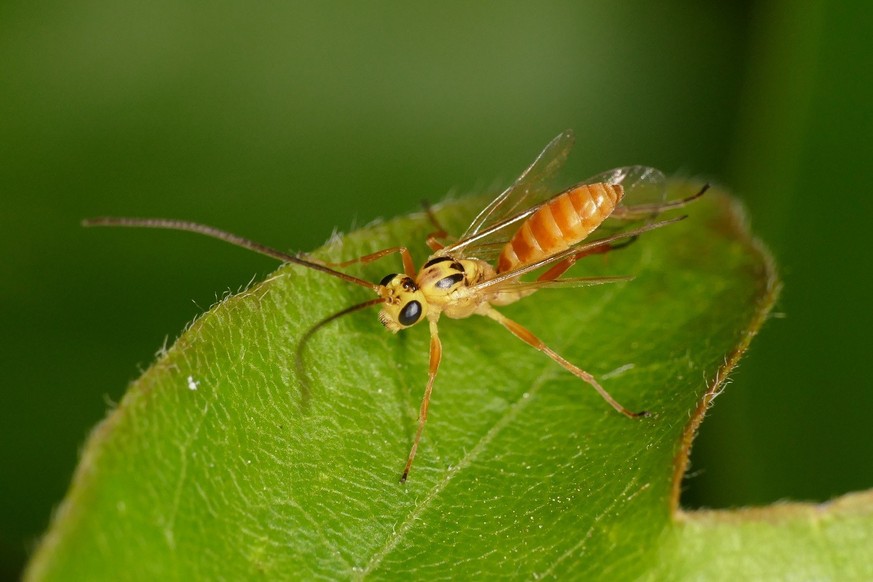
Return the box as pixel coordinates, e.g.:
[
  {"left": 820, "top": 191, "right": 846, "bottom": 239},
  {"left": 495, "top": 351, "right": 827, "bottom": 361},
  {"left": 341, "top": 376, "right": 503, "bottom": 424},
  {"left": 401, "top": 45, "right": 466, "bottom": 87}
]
[
  {"left": 377, "top": 274, "right": 428, "bottom": 332},
  {"left": 417, "top": 256, "right": 468, "bottom": 296}
]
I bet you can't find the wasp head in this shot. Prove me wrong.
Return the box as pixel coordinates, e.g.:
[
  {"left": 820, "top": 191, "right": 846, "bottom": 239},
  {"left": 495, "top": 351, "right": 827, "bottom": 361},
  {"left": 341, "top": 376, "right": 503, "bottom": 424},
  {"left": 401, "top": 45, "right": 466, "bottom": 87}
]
[{"left": 376, "top": 273, "right": 428, "bottom": 332}]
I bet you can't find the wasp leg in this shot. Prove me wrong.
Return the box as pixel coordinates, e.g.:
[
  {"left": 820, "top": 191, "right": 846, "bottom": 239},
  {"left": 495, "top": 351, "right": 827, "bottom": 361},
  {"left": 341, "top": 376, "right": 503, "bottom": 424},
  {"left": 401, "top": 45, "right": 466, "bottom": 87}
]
[
  {"left": 401, "top": 317, "right": 443, "bottom": 482},
  {"left": 483, "top": 307, "right": 648, "bottom": 419},
  {"left": 322, "top": 246, "right": 417, "bottom": 278},
  {"left": 611, "top": 184, "right": 709, "bottom": 220},
  {"left": 421, "top": 200, "right": 452, "bottom": 251},
  {"left": 536, "top": 236, "right": 639, "bottom": 282},
  {"left": 426, "top": 233, "right": 446, "bottom": 252}
]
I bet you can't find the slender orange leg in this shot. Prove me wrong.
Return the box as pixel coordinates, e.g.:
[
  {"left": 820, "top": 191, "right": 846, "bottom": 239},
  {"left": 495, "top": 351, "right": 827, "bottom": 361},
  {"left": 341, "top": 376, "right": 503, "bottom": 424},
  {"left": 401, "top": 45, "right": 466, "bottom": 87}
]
[
  {"left": 536, "top": 256, "right": 578, "bottom": 282},
  {"left": 401, "top": 317, "right": 443, "bottom": 482},
  {"left": 421, "top": 200, "right": 451, "bottom": 251},
  {"left": 536, "top": 237, "right": 639, "bottom": 282},
  {"left": 426, "top": 233, "right": 446, "bottom": 252},
  {"left": 483, "top": 307, "right": 647, "bottom": 419},
  {"left": 322, "top": 246, "right": 417, "bottom": 278}
]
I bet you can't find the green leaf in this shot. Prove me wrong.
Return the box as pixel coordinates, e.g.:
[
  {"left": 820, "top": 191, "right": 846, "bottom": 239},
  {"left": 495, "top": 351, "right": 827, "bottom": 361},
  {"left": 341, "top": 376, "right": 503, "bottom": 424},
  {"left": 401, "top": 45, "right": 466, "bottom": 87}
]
[
  {"left": 30, "top": 184, "right": 860, "bottom": 581},
  {"left": 652, "top": 491, "right": 873, "bottom": 580}
]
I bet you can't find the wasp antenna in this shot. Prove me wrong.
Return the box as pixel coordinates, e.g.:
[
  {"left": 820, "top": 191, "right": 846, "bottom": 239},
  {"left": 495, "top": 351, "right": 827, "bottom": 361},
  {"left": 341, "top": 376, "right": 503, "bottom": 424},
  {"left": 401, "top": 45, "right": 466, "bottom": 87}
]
[
  {"left": 294, "top": 297, "right": 386, "bottom": 407},
  {"left": 83, "top": 217, "right": 379, "bottom": 291}
]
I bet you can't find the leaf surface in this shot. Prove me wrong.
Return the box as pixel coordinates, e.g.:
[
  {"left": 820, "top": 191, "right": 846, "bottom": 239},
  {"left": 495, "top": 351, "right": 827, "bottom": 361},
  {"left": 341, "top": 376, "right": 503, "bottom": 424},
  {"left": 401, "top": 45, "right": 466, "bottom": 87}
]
[{"left": 29, "top": 185, "right": 838, "bottom": 581}]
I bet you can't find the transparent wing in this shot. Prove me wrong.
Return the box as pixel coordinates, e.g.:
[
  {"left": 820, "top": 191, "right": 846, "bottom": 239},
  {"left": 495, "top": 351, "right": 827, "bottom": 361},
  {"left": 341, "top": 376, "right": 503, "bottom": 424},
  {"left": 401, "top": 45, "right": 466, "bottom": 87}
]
[
  {"left": 483, "top": 275, "right": 633, "bottom": 294},
  {"left": 471, "top": 216, "right": 685, "bottom": 292},
  {"left": 585, "top": 166, "right": 709, "bottom": 226},
  {"left": 589, "top": 167, "right": 708, "bottom": 243},
  {"left": 442, "top": 164, "right": 665, "bottom": 262},
  {"left": 585, "top": 165, "right": 668, "bottom": 207},
  {"left": 450, "top": 130, "right": 575, "bottom": 257},
  {"left": 577, "top": 165, "right": 670, "bottom": 241}
]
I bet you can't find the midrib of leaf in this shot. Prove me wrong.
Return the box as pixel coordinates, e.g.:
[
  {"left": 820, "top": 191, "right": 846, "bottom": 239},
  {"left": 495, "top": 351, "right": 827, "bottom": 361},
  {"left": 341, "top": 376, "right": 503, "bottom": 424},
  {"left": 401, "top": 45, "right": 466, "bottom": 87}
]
[{"left": 359, "top": 372, "right": 538, "bottom": 575}]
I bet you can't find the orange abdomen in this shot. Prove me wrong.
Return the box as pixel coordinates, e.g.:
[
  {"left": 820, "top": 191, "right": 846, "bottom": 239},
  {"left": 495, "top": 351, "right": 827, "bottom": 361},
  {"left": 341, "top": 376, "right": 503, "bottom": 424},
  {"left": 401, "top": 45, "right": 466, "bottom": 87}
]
[{"left": 497, "top": 183, "right": 623, "bottom": 273}]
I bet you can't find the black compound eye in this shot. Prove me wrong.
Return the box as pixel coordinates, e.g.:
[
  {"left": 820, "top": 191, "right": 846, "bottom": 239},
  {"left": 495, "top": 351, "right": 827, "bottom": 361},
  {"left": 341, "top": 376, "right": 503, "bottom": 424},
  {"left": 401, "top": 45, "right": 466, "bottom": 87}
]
[
  {"left": 379, "top": 273, "right": 398, "bottom": 287},
  {"left": 398, "top": 300, "right": 422, "bottom": 326}
]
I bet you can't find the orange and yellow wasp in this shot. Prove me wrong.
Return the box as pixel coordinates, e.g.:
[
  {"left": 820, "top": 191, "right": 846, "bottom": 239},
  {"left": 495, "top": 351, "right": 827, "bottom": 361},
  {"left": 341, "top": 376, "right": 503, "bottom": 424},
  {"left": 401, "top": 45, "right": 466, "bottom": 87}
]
[{"left": 85, "top": 130, "right": 706, "bottom": 482}]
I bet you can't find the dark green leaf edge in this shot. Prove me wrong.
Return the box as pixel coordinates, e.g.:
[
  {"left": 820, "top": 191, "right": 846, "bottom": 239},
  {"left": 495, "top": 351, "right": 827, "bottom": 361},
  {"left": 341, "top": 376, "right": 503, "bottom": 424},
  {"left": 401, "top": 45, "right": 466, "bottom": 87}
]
[{"left": 669, "top": 193, "right": 782, "bottom": 513}]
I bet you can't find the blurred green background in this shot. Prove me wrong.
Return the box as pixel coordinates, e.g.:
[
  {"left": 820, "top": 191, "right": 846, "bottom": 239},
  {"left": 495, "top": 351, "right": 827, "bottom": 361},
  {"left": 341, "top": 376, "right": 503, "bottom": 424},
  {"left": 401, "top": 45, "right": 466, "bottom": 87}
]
[{"left": 2, "top": 1, "right": 871, "bottom": 577}]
